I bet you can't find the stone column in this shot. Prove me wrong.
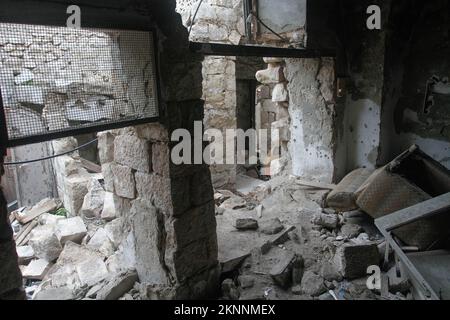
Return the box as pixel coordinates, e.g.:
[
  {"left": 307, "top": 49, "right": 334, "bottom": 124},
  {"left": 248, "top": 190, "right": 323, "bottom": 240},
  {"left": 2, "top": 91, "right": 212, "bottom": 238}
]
[{"left": 0, "top": 157, "right": 25, "bottom": 299}]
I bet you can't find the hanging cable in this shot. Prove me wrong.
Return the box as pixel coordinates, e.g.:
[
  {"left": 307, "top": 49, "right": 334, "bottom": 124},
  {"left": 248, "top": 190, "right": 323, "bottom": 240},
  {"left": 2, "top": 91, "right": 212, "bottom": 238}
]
[
  {"left": 189, "top": 0, "right": 205, "bottom": 38},
  {"left": 248, "top": 12, "right": 290, "bottom": 44},
  {"left": 3, "top": 138, "right": 98, "bottom": 166}
]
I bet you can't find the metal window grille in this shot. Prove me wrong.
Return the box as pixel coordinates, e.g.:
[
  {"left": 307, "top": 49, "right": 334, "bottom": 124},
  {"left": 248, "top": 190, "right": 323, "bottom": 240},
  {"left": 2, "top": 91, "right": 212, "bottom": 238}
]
[{"left": 0, "top": 23, "right": 160, "bottom": 148}]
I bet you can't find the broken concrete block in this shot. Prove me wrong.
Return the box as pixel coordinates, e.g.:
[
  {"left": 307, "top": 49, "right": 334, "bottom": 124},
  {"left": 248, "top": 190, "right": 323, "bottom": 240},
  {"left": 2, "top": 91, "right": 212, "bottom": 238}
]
[
  {"left": 269, "top": 251, "right": 296, "bottom": 288},
  {"left": 87, "top": 228, "right": 115, "bottom": 257},
  {"left": 272, "top": 83, "right": 289, "bottom": 102},
  {"left": 55, "top": 216, "right": 87, "bottom": 245},
  {"left": 63, "top": 174, "right": 90, "bottom": 216},
  {"left": 76, "top": 255, "right": 109, "bottom": 287},
  {"left": 16, "top": 245, "right": 35, "bottom": 265},
  {"left": 340, "top": 223, "right": 363, "bottom": 239},
  {"left": 333, "top": 243, "right": 380, "bottom": 279},
  {"left": 237, "top": 275, "right": 255, "bottom": 289},
  {"left": 81, "top": 178, "right": 105, "bottom": 218},
  {"left": 97, "top": 131, "right": 115, "bottom": 165},
  {"left": 112, "top": 164, "right": 136, "bottom": 199},
  {"left": 96, "top": 271, "right": 138, "bottom": 300},
  {"left": 101, "top": 192, "right": 116, "bottom": 221},
  {"left": 260, "top": 218, "right": 284, "bottom": 235},
  {"left": 320, "top": 261, "right": 343, "bottom": 282},
  {"left": 300, "top": 271, "right": 327, "bottom": 297},
  {"left": 22, "top": 259, "right": 53, "bottom": 280},
  {"left": 311, "top": 212, "right": 339, "bottom": 230},
  {"left": 256, "top": 66, "right": 285, "bottom": 84},
  {"left": 38, "top": 213, "right": 65, "bottom": 226},
  {"left": 34, "top": 287, "right": 74, "bottom": 300},
  {"left": 29, "top": 225, "right": 63, "bottom": 262},
  {"left": 114, "top": 134, "right": 151, "bottom": 173},
  {"left": 327, "top": 168, "right": 373, "bottom": 211},
  {"left": 235, "top": 218, "right": 258, "bottom": 231},
  {"left": 104, "top": 218, "right": 123, "bottom": 248}
]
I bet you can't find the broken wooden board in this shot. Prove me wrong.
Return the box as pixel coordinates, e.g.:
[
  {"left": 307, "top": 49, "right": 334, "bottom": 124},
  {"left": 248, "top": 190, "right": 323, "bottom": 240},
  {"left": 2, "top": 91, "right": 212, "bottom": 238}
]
[{"left": 14, "top": 198, "right": 60, "bottom": 225}]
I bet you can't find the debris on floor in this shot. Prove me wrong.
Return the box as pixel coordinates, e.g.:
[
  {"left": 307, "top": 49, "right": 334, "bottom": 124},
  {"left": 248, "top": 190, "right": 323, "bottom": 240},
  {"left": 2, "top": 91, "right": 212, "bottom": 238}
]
[
  {"left": 11, "top": 180, "right": 140, "bottom": 300},
  {"left": 217, "top": 145, "right": 450, "bottom": 301}
]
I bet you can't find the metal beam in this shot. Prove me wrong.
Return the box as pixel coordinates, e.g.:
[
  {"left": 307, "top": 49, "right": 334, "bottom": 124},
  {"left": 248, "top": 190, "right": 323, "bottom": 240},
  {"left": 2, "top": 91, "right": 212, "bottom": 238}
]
[{"left": 189, "top": 42, "right": 336, "bottom": 58}]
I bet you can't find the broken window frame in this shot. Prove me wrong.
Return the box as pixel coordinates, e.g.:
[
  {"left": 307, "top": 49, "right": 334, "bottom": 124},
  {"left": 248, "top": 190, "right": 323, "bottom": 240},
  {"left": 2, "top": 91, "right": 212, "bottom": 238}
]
[{"left": 0, "top": 21, "right": 162, "bottom": 150}]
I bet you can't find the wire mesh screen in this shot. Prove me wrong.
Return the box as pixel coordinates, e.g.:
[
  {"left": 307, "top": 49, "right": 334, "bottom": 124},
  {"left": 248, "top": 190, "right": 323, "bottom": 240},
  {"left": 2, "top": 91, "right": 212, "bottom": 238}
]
[{"left": 0, "top": 23, "right": 159, "bottom": 146}]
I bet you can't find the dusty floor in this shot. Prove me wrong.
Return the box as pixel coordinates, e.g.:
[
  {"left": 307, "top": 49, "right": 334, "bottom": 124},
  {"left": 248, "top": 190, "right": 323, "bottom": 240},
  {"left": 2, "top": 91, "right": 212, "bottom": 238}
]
[{"left": 215, "top": 173, "right": 402, "bottom": 300}]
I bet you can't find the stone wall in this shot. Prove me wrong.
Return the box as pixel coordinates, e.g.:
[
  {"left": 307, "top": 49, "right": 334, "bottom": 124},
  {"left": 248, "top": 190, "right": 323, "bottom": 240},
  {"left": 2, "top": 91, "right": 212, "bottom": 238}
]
[{"left": 99, "top": 0, "right": 219, "bottom": 299}]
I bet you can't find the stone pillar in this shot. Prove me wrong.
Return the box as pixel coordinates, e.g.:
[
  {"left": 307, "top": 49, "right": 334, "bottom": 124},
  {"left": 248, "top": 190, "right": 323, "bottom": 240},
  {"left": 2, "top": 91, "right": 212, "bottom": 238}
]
[
  {"left": 102, "top": 1, "right": 219, "bottom": 299},
  {"left": 255, "top": 57, "right": 290, "bottom": 176},
  {"left": 285, "top": 57, "right": 338, "bottom": 183},
  {"left": 0, "top": 157, "right": 25, "bottom": 299}
]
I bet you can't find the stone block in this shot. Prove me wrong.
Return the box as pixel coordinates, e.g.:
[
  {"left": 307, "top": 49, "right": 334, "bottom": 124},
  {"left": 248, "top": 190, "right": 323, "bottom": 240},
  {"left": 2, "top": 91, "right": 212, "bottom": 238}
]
[
  {"left": 256, "top": 66, "right": 285, "bottom": 84},
  {"left": 97, "top": 131, "right": 115, "bottom": 164},
  {"left": 135, "top": 172, "right": 172, "bottom": 214},
  {"left": 15, "top": 85, "right": 44, "bottom": 106},
  {"left": 235, "top": 218, "right": 258, "bottom": 230},
  {"left": 55, "top": 216, "right": 87, "bottom": 245},
  {"left": 22, "top": 259, "right": 53, "bottom": 280},
  {"left": 152, "top": 143, "right": 170, "bottom": 176},
  {"left": 269, "top": 251, "right": 296, "bottom": 288},
  {"left": 104, "top": 218, "right": 123, "bottom": 248},
  {"left": 34, "top": 287, "right": 74, "bottom": 300},
  {"left": 260, "top": 218, "right": 284, "bottom": 235},
  {"left": 29, "top": 225, "right": 62, "bottom": 262},
  {"left": 102, "top": 162, "right": 115, "bottom": 192},
  {"left": 333, "top": 243, "right": 380, "bottom": 279},
  {"left": 76, "top": 255, "right": 109, "bottom": 287},
  {"left": 17, "top": 245, "right": 35, "bottom": 265},
  {"left": 114, "top": 134, "right": 151, "bottom": 173},
  {"left": 131, "top": 199, "right": 168, "bottom": 284},
  {"left": 96, "top": 271, "right": 138, "bottom": 300},
  {"left": 87, "top": 228, "right": 115, "bottom": 257},
  {"left": 272, "top": 83, "right": 289, "bottom": 102},
  {"left": 101, "top": 192, "right": 117, "bottom": 221},
  {"left": 300, "top": 271, "right": 327, "bottom": 297},
  {"left": 63, "top": 174, "right": 90, "bottom": 216},
  {"left": 81, "top": 178, "right": 105, "bottom": 218},
  {"left": 112, "top": 164, "right": 136, "bottom": 199},
  {"left": 311, "top": 212, "right": 339, "bottom": 230},
  {"left": 38, "top": 213, "right": 65, "bottom": 226}
]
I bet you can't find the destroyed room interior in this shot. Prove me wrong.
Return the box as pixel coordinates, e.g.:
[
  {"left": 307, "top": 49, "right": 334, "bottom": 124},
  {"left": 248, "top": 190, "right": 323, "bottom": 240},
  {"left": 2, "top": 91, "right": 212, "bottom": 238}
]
[{"left": 1, "top": 0, "right": 450, "bottom": 302}]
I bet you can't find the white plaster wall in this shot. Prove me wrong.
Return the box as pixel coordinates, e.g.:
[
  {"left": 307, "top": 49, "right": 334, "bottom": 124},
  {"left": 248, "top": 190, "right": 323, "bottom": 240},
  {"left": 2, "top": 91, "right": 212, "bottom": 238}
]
[{"left": 344, "top": 98, "right": 381, "bottom": 170}]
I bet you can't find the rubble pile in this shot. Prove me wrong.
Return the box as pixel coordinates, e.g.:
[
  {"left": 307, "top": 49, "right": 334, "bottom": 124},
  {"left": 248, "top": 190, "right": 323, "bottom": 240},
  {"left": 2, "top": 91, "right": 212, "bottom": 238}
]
[
  {"left": 10, "top": 180, "right": 139, "bottom": 300},
  {"left": 217, "top": 146, "right": 450, "bottom": 300}
]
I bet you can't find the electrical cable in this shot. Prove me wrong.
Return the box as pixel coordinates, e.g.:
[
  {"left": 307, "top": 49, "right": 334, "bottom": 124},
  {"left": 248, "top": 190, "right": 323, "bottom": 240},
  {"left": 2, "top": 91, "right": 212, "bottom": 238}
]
[
  {"left": 3, "top": 138, "right": 98, "bottom": 166},
  {"left": 249, "top": 12, "right": 290, "bottom": 44},
  {"left": 189, "top": 0, "right": 205, "bottom": 38}
]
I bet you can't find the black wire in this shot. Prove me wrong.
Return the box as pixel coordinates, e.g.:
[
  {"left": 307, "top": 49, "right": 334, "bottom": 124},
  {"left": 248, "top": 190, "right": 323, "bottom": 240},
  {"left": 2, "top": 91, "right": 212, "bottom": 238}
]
[
  {"left": 4, "top": 138, "right": 98, "bottom": 166},
  {"left": 251, "top": 13, "right": 290, "bottom": 44},
  {"left": 189, "top": 0, "right": 205, "bottom": 38}
]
